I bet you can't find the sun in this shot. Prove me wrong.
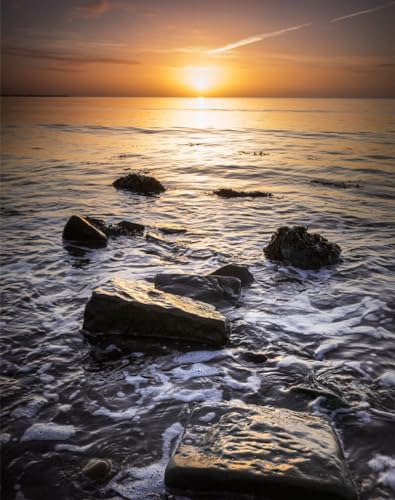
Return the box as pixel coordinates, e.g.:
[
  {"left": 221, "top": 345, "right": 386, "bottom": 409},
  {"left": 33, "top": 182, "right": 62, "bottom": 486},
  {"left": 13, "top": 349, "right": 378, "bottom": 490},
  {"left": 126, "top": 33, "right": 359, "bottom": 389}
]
[{"left": 183, "top": 66, "right": 220, "bottom": 95}]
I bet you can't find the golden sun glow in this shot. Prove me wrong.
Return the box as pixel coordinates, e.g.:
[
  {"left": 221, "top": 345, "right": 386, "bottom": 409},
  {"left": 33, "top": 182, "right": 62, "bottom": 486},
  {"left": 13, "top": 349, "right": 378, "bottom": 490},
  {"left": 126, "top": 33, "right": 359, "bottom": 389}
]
[{"left": 182, "top": 66, "right": 221, "bottom": 95}]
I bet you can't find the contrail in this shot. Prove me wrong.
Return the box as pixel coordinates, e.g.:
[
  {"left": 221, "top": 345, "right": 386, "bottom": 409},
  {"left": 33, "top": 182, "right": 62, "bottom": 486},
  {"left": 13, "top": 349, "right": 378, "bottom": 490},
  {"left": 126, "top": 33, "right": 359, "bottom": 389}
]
[
  {"left": 207, "top": 23, "right": 311, "bottom": 54},
  {"left": 330, "top": 1, "right": 395, "bottom": 23}
]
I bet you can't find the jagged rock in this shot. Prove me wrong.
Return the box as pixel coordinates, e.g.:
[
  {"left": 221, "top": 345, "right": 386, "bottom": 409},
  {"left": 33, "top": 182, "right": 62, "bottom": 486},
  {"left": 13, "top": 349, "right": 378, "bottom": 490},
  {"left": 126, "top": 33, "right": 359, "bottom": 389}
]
[
  {"left": 154, "top": 274, "right": 241, "bottom": 307},
  {"left": 112, "top": 172, "right": 165, "bottom": 195},
  {"left": 264, "top": 226, "right": 341, "bottom": 270},
  {"left": 82, "top": 458, "right": 112, "bottom": 481},
  {"left": 83, "top": 278, "right": 229, "bottom": 347},
  {"left": 62, "top": 215, "right": 108, "bottom": 248},
  {"left": 214, "top": 188, "right": 272, "bottom": 198},
  {"left": 209, "top": 264, "right": 254, "bottom": 286},
  {"left": 86, "top": 217, "right": 145, "bottom": 237},
  {"left": 165, "top": 402, "right": 357, "bottom": 500}
]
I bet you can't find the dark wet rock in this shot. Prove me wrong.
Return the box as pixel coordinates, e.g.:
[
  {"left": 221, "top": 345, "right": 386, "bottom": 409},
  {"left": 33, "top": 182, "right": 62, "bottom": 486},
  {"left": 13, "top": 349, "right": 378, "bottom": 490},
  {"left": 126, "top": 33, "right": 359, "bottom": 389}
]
[
  {"left": 82, "top": 458, "right": 112, "bottom": 481},
  {"left": 264, "top": 226, "right": 341, "bottom": 270},
  {"left": 86, "top": 217, "right": 145, "bottom": 237},
  {"left": 83, "top": 278, "right": 229, "bottom": 347},
  {"left": 158, "top": 225, "right": 187, "bottom": 234},
  {"left": 289, "top": 385, "right": 350, "bottom": 410},
  {"left": 311, "top": 179, "right": 360, "bottom": 189},
  {"left": 240, "top": 351, "right": 267, "bottom": 364},
  {"left": 154, "top": 274, "right": 241, "bottom": 307},
  {"left": 214, "top": 188, "right": 272, "bottom": 198},
  {"left": 165, "top": 402, "right": 357, "bottom": 500},
  {"left": 209, "top": 264, "right": 254, "bottom": 286},
  {"left": 112, "top": 172, "right": 165, "bottom": 195},
  {"left": 62, "top": 215, "right": 108, "bottom": 248}
]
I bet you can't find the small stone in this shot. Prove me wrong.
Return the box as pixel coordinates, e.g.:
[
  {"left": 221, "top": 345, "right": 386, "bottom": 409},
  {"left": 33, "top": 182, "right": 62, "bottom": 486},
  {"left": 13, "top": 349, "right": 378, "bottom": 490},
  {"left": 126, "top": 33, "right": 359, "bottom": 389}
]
[
  {"left": 209, "top": 264, "right": 254, "bottom": 286},
  {"left": 82, "top": 458, "right": 112, "bottom": 481},
  {"left": 113, "top": 172, "right": 165, "bottom": 195},
  {"left": 62, "top": 215, "right": 108, "bottom": 248},
  {"left": 241, "top": 351, "right": 267, "bottom": 363}
]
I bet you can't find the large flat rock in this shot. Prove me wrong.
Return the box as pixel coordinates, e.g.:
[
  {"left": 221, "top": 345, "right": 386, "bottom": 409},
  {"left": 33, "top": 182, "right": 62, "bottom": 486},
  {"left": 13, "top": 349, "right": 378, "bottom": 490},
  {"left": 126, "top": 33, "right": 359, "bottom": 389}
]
[
  {"left": 165, "top": 402, "right": 357, "bottom": 500},
  {"left": 83, "top": 279, "right": 229, "bottom": 347},
  {"left": 154, "top": 273, "right": 241, "bottom": 307}
]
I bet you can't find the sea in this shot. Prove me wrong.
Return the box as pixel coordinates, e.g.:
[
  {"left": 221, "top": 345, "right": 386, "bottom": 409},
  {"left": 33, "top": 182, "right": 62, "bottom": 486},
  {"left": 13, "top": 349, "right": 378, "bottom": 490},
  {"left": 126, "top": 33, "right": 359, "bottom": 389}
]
[{"left": 1, "top": 97, "right": 394, "bottom": 499}]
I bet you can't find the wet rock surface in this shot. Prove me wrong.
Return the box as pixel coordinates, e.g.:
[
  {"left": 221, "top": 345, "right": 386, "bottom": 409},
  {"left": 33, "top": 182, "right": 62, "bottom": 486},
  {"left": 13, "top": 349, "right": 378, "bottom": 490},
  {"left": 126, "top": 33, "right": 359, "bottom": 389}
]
[
  {"left": 264, "top": 225, "right": 342, "bottom": 269},
  {"left": 62, "top": 215, "right": 108, "bottom": 248},
  {"left": 112, "top": 172, "right": 166, "bottom": 195},
  {"left": 209, "top": 264, "right": 254, "bottom": 286},
  {"left": 154, "top": 273, "right": 241, "bottom": 307},
  {"left": 165, "top": 402, "right": 357, "bottom": 500},
  {"left": 214, "top": 188, "right": 272, "bottom": 198},
  {"left": 83, "top": 278, "right": 229, "bottom": 347},
  {"left": 81, "top": 458, "right": 112, "bottom": 482},
  {"left": 86, "top": 217, "right": 145, "bottom": 237}
]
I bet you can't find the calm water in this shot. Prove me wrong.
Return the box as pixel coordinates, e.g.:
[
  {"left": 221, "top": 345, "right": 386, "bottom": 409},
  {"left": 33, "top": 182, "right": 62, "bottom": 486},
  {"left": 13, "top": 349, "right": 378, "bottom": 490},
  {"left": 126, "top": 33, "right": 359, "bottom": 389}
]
[{"left": 1, "top": 97, "right": 395, "bottom": 500}]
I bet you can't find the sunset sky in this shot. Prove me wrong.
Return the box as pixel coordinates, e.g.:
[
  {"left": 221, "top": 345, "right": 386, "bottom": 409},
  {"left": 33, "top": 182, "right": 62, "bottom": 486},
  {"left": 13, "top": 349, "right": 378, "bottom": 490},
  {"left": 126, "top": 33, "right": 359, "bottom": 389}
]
[{"left": 2, "top": 0, "right": 394, "bottom": 97}]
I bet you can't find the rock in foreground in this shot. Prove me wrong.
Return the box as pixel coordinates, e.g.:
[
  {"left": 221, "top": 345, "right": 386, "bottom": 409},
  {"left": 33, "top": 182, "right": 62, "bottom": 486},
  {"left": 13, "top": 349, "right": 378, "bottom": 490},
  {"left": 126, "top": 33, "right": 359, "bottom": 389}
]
[
  {"left": 209, "top": 264, "right": 254, "bottom": 286},
  {"left": 165, "top": 402, "right": 357, "bottom": 500},
  {"left": 154, "top": 273, "right": 241, "bottom": 307},
  {"left": 87, "top": 217, "right": 145, "bottom": 237},
  {"left": 264, "top": 226, "right": 341, "bottom": 269},
  {"left": 112, "top": 172, "right": 165, "bottom": 195},
  {"left": 62, "top": 215, "right": 108, "bottom": 248},
  {"left": 214, "top": 188, "right": 272, "bottom": 198},
  {"left": 83, "top": 279, "right": 229, "bottom": 347}
]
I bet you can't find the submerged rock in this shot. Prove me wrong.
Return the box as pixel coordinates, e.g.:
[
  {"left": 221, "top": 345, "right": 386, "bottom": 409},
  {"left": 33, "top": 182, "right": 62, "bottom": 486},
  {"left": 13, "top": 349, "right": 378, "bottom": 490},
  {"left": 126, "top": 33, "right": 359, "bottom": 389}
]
[
  {"left": 214, "top": 188, "right": 272, "bottom": 198},
  {"left": 157, "top": 225, "right": 187, "bottom": 234},
  {"left": 165, "top": 402, "right": 357, "bottom": 500},
  {"left": 82, "top": 458, "right": 112, "bottom": 482},
  {"left": 62, "top": 215, "right": 108, "bottom": 248},
  {"left": 264, "top": 226, "right": 341, "bottom": 269},
  {"left": 209, "top": 264, "right": 254, "bottom": 286},
  {"left": 112, "top": 172, "right": 165, "bottom": 195},
  {"left": 154, "top": 273, "right": 241, "bottom": 307},
  {"left": 83, "top": 278, "right": 229, "bottom": 347},
  {"left": 87, "top": 217, "right": 145, "bottom": 237},
  {"left": 311, "top": 179, "right": 360, "bottom": 189}
]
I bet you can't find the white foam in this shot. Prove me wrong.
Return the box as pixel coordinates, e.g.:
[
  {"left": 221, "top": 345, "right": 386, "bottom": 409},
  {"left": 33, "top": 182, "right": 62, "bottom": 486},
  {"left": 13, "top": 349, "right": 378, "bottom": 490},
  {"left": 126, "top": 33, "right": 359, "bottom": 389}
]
[
  {"left": 173, "top": 349, "right": 229, "bottom": 365},
  {"left": 314, "top": 341, "right": 339, "bottom": 361},
  {"left": 368, "top": 454, "right": 395, "bottom": 491},
  {"left": 20, "top": 423, "right": 76, "bottom": 442},
  {"left": 93, "top": 406, "right": 139, "bottom": 421},
  {"left": 276, "top": 355, "right": 312, "bottom": 371},
  {"left": 0, "top": 433, "right": 11, "bottom": 444},
  {"left": 11, "top": 396, "right": 48, "bottom": 419},
  {"left": 198, "top": 412, "right": 216, "bottom": 423},
  {"left": 55, "top": 443, "right": 92, "bottom": 453},
  {"left": 377, "top": 371, "right": 395, "bottom": 387},
  {"left": 223, "top": 374, "right": 261, "bottom": 393},
  {"left": 171, "top": 363, "right": 220, "bottom": 381}
]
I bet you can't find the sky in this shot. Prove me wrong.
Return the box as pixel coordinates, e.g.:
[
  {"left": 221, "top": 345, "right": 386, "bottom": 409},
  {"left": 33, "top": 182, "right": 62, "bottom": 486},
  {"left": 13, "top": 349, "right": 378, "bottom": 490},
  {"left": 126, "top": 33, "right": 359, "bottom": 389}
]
[{"left": 1, "top": 0, "right": 395, "bottom": 97}]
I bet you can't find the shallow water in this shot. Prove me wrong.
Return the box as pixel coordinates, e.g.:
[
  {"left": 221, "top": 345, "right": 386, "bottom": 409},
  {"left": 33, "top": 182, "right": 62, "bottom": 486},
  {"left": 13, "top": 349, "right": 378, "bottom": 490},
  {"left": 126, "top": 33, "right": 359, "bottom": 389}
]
[{"left": 1, "top": 97, "right": 395, "bottom": 500}]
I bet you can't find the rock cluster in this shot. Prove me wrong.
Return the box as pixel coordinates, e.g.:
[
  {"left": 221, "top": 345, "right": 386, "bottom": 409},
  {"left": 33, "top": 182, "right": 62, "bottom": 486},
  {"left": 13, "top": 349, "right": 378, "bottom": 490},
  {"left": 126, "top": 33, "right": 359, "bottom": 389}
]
[
  {"left": 112, "top": 172, "right": 165, "bottom": 195},
  {"left": 264, "top": 225, "right": 341, "bottom": 269},
  {"left": 214, "top": 188, "right": 272, "bottom": 198}
]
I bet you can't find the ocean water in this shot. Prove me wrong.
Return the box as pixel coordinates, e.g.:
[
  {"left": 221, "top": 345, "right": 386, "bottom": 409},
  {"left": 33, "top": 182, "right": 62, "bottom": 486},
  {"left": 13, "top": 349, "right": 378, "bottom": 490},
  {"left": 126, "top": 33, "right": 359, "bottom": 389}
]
[{"left": 1, "top": 97, "right": 394, "bottom": 500}]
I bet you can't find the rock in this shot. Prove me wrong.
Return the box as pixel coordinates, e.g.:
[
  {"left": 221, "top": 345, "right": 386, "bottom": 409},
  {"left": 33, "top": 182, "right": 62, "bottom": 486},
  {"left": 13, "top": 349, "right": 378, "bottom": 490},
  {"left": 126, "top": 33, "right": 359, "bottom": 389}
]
[
  {"left": 83, "top": 278, "right": 229, "bottom": 347},
  {"left": 82, "top": 458, "right": 112, "bottom": 481},
  {"left": 209, "top": 264, "right": 254, "bottom": 286},
  {"left": 165, "top": 402, "right": 357, "bottom": 500},
  {"left": 263, "top": 226, "right": 341, "bottom": 270},
  {"left": 311, "top": 179, "right": 360, "bottom": 189},
  {"left": 158, "top": 225, "right": 187, "bottom": 234},
  {"left": 154, "top": 274, "right": 241, "bottom": 307},
  {"left": 62, "top": 215, "right": 108, "bottom": 248},
  {"left": 214, "top": 188, "right": 272, "bottom": 198},
  {"left": 240, "top": 351, "right": 267, "bottom": 364},
  {"left": 112, "top": 172, "right": 165, "bottom": 195},
  {"left": 86, "top": 217, "right": 145, "bottom": 237}
]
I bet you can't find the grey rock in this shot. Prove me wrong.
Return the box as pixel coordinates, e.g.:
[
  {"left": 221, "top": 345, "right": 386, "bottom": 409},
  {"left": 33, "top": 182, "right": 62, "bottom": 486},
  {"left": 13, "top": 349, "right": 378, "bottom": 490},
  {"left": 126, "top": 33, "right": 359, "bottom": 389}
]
[
  {"left": 62, "top": 215, "right": 108, "bottom": 248},
  {"left": 82, "top": 458, "right": 112, "bottom": 481},
  {"left": 209, "top": 264, "right": 254, "bottom": 286},
  {"left": 154, "top": 273, "right": 241, "bottom": 307},
  {"left": 165, "top": 402, "right": 357, "bottom": 500},
  {"left": 83, "top": 279, "right": 229, "bottom": 347},
  {"left": 264, "top": 225, "right": 341, "bottom": 270},
  {"left": 113, "top": 172, "right": 165, "bottom": 195}
]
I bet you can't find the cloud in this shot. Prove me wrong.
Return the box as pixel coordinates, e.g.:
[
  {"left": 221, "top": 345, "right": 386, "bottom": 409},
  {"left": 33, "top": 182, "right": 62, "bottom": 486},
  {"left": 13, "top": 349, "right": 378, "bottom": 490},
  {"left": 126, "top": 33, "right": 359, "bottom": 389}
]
[
  {"left": 330, "top": 1, "right": 395, "bottom": 23},
  {"left": 4, "top": 46, "right": 140, "bottom": 66},
  {"left": 207, "top": 23, "right": 311, "bottom": 54},
  {"left": 72, "top": 0, "right": 111, "bottom": 17}
]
